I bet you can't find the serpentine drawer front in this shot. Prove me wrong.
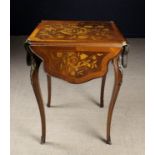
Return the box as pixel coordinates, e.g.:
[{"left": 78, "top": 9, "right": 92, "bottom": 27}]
[{"left": 24, "top": 20, "right": 128, "bottom": 144}]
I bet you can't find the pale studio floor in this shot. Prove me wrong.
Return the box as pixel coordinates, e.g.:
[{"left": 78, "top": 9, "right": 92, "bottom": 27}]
[{"left": 11, "top": 37, "right": 145, "bottom": 155}]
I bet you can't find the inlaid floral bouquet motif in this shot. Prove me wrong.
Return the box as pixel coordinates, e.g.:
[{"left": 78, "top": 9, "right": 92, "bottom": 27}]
[
  {"left": 50, "top": 51, "right": 106, "bottom": 77},
  {"left": 36, "top": 21, "right": 113, "bottom": 41}
]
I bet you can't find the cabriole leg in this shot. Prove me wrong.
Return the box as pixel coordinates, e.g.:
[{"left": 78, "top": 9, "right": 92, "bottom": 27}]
[
  {"left": 106, "top": 56, "right": 123, "bottom": 144},
  {"left": 30, "top": 57, "right": 46, "bottom": 144},
  {"left": 100, "top": 75, "right": 106, "bottom": 108},
  {"left": 47, "top": 75, "right": 51, "bottom": 107}
]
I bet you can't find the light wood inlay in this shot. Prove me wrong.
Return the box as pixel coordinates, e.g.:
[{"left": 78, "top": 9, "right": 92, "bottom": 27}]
[
  {"left": 25, "top": 20, "right": 128, "bottom": 144},
  {"left": 28, "top": 20, "right": 126, "bottom": 47},
  {"left": 30, "top": 46, "right": 122, "bottom": 83}
]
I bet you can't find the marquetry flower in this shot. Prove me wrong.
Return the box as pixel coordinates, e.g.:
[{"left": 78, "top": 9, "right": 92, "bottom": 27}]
[
  {"left": 60, "top": 28, "right": 72, "bottom": 35},
  {"left": 92, "top": 55, "right": 97, "bottom": 60},
  {"left": 97, "top": 53, "right": 103, "bottom": 56},
  {"left": 78, "top": 35, "right": 88, "bottom": 39},
  {"left": 56, "top": 52, "right": 63, "bottom": 57},
  {"left": 80, "top": 53, "right": 88, "bottom": 60},
  {"left": 67, "top": 53, "right": 79, "bottom": 66},
  {"left": 50, "top": 30, "right": 57, "bottom": 35},
  {"left": 69, "top": 57, "right": 79, "bottom": 65}
]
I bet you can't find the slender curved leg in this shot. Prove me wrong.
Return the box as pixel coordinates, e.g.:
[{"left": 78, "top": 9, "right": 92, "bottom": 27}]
[
  {"left": 47, "top": 75, "right": 51, "bottom": 107},
  {"left": 30, "top": 56, "right": 46, "bottom": 144},
  {"left": 106, "top": 56, "right": 123, "bottom": 144},
  {"left": 100, "top": 75, "right": 106, "bottom": 108}
]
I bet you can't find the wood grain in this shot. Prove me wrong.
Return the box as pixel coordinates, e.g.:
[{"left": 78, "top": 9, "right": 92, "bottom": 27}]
[
  {"left": 25, "top": 20, "right": 127, "bottom": 144},
  {"left": 30, "top": 46, "right": 122, "bottom": 83},
  {"left": 28, "top": 20, "right": 127, "bottom": 47}
]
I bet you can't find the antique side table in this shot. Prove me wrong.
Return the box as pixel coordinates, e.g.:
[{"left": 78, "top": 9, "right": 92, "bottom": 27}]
[{"left": 24, "top": 20, "right": 128, "bottom": 145}]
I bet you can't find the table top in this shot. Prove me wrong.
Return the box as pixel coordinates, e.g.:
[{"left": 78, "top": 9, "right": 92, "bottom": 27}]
[
  {"left": 26, "top": 20, "right": 128, "bottom": 83},
  {"left": 28, "top": 20, "right": 127, "bottom": 47}
]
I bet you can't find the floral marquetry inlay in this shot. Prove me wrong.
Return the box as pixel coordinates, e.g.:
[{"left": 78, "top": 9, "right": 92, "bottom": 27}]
[
  {"left": 47, "top": 51, "right": 107, "bottom": 78},
  {"left": 35, "top": 21, "right": 114, "bottom": 41},
  {"left": 28, "top": 20, "right": 126, "bottom": 83}
]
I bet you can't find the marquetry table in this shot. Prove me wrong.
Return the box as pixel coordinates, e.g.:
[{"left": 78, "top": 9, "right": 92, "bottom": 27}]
[{"left": 24, "top": 20, "right": 128, "bottom": 145}]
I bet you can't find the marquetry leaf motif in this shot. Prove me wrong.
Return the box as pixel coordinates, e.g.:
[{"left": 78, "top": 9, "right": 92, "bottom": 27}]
[
  {"left": 49, "top": 51, "right": 107, "bottom": 78},
  {"left": 35, "top": 21, "right": 114, "bottom": 41}
]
